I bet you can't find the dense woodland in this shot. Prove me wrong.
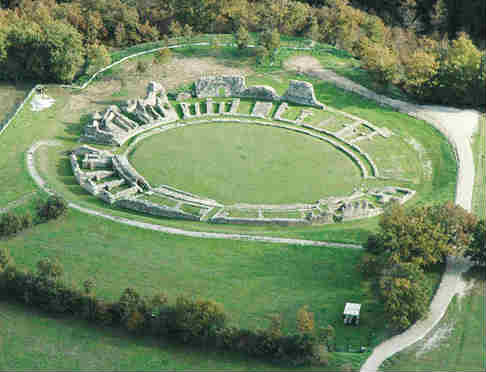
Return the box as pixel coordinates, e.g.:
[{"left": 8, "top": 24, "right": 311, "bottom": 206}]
[{"left": 0, "top": 0, "right": 484, "bottom": 107}]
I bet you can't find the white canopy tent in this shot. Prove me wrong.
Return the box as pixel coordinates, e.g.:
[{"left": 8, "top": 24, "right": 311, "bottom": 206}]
[{"left": 343, "top": 302, "right": 361, "bottom": 325}]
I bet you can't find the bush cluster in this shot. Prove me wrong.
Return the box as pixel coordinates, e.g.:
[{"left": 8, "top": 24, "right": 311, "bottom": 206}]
[
  {"left": 0, "top": 249, "right": 328, "bottom": 365},
  {"left": 36, "top": 195, "right": 68, "bottom": 222},
  {"left": 0, "top": 196, "right": 67, "bottom": 238},
  {"left": 0, "top": 212, "right": 33, "bottom": 237},
  {"left": 361, "top": 201, "right": 480, "bottom": 331}
]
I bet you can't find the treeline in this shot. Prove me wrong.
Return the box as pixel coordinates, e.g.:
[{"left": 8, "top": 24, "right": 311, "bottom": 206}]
[
  {"left": 361, "top": 201, "right": 485, "bottom": 331},
  {"left": 0, "top": 0, "right": 484, "bottom": 107},
  {"left": 301, "top": 1, "right": 485, "bottom": 45},
  {"left": 0, "top": 248, "right": 336, "bottom": 366}
]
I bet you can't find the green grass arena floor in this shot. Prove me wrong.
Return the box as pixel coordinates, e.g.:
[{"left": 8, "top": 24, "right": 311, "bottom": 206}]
[{"left": 129, "top": 122, "right": 361, "bottom": 204}]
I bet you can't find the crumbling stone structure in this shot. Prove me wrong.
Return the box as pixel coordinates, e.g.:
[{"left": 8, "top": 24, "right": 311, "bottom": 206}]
[
  {"left": 282, "top": 80, "right": 325, "bottom": 108},
  {"left": 75, "top": 77, "right": 417, "bottom": 226},
  {"left": 195, "top": 75, "right": 247, "bottom": 98},
  {"left": 82, "top": 81, "right": 178, "bottom": 146}
]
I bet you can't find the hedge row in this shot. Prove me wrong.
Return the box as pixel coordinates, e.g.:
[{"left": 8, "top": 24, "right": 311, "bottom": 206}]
[{"left": 0, "top": 252, "right": 325, "bottom": 366}]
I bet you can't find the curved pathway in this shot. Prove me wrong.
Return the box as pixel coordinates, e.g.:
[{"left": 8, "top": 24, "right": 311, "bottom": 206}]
[
  {"left": 27, "top": 141, "right": 361, "bottom": 249},
  {"left": 291, "top": 64, "right": 478, "bottom": 371}
]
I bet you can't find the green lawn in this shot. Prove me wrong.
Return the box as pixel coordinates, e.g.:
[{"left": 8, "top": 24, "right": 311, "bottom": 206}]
[
  {"left": 381, "top": 268, "right": 485, "bottom": 372},
  {"left": 4, "top": 208, "right": 390, "bottom": 347},
  {"left": 0, "top": 81, "right": 32, "bottom": 127},
  {"left": 140, "top": 194, "right": 179, "bottom": 208},
  {"left": 129, "top": 122, "right": 362, "bottom": 204},
  {"left": 0, "top": 299, "right": 373, "bottom": 371},
  {"left": 472, "top": 114, "right": 485, "bottom": 218}
]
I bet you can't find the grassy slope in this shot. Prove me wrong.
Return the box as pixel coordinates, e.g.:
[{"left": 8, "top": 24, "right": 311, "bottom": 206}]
[
  {"left": 129, "top": 122, "right": 361, "bottom": 204},
  {"left": 381, "top": 269, "right": 485, "bottom": 372},
  {"left": 0, "top": 301, "right": 317, "bottom": 372},
  {"left": 0, "top": 82, "right": 32, "bottom": 127},
  {"left": 472, "top": 114, "right": 486, "bottom": 219},
  {"left": 3, "top": 208, "right": 389, "bottom": 347}
]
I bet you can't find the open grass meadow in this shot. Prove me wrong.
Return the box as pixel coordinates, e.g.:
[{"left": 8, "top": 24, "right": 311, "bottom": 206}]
[
  {"left": 129, "top": 122, "right": 362, "bottom": 204},
  {"left": 0, "top": 300, "right": 371, "bottom": 372},
  {"left": 382, "top": 268, "right": 485, "bottom": 372},
  {"left": 3, "top": 208, "right": 391, "bottom": 348},
  {"left": 0, "top": 82, "right": 32, "bottom": 128}
]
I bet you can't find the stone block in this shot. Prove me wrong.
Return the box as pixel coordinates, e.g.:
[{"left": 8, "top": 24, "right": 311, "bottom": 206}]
[{"left": 282, "top": 80, "right": 324, "bottom": 108}]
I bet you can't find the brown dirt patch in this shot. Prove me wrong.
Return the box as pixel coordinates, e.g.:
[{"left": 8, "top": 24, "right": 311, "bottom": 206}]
[
  {"left": 283, "top": 55, "right": 322, "bottom": 73},
  {"left": 64, "top": 56, "right": 251, "bottom": 117}
]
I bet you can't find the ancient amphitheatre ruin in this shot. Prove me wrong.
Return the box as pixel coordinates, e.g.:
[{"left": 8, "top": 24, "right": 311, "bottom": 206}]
[{"left": 72, "top": 75, "right": 415, "bottom": 226}]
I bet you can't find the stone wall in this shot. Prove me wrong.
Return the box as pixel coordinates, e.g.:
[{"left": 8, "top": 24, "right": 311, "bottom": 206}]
[
  {"left": 282, "top": 80, "right": 324, "bottom": 108},
  {"left": 115, "top": 197, "right": 200, "bottom": 221},
  {"left": 112, "top": 155, "right": 151, "bottom": 190},
  {"left": 240, "top": 85, "right": 280, "bottom": 101},
  {"left": 195, "top": 75, "right": 247, "bottom": 98},
  {"left": 210, "top": 216, "right": 308, "bottom": 226}
]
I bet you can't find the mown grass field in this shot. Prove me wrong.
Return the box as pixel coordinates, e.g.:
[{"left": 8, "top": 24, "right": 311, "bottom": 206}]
[
  {"left": 0, "top": 82, "right": 32, "bottom": 127},
  {"left": 129, "top": 122, "right": 361, "bottom": 204},
  {"left": 382, "top": 268, "right": 485, "bottom": 372}
]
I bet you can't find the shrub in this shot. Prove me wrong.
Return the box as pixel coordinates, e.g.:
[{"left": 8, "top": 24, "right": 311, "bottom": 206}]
[
  {"left": 465, "top": 220, "right": 486, "bottom": 266},
  {"left": 0, "top": 212, "right": 22, "bottom": 237},
  {"left": 37, "top": 195, "right": 68, "bottom": 221},
  {"left": 136, "top": 60, "right": 149, "bottom": 73},
  {"left": 171, "top": 295, "right": 227, "bottom": 343},
  {"left": 154, "top": 48, "right": 171, "bottom": 64},
  {"left": 20, "top": 212, "right": 33, "bottom": 229},
  {"left": 235, "top": 24, "right": 250, "bottom": 50},
  {"left": 36, "top": 258, "right": 64, "bottom": 280},
  {"left": 85, "top": 42, "right": 111, "bottom": 76}
]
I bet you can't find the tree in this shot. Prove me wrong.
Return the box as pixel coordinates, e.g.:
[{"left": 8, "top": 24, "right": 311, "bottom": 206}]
[
  {"left": 0, "top": 212, "right": 22, "bottom": 237},
  {"left": 260, "top": 27, "right": 280, "bottom": 60},
  {"left": 369, "top": 202, "right": 460, "bottom": 268},
  {"left": 173, "top": 295, "right": 227, "bottom": 343},
  {"left": 379, "top": 261, "right": 429, "bottom": 330},
  {"left": 37, "top": 195, "right": 68, "bottom": 221},
  {"left": 0, "top": 246, "right": 12, "bottom": 272},
  {"left": 426, "top": 201, "right": 478, "bottom": 253},
  {"left": 402, "top": 48, "right": 439, "bottom": 97},
  {"left": 306, "top": 15, "right": 320, "bottom": 42},
  {"left": 235, "top": 23, "right": 250, "bottom": 50},
  {"left": 296, "top": 305, "right": 315, "bottom": 334},
  {"left": 169, "top": 20, "right": 183, "bottom": 38},
  {"left": 465, "top": 220, "right": 486, "bottom": 266},
  {"left": 85, "top": 42, "right": 111, "bottom": 76},
  {"left": 154, "top": 47, "right": 172, "bottom": 64},
  {"left": 437, "top": 32, "right": 483, "bottom": 105},
  {"left": 36, "top": 257, "right": 64, "bottom": 280},
  {"left": 359, "top": 37, "right": 400, "bottom": 86}
]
